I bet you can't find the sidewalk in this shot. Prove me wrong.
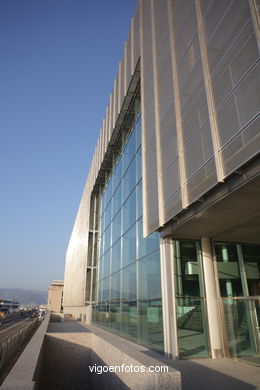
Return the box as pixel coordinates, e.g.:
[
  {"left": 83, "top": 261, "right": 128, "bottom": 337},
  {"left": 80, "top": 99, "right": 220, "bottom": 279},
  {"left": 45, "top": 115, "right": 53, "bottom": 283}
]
[
  {"left": 171, "top": 358, "right": 260, "bottom": 390},
  {"left": 45, "top": 321, "right": 260, "bottom": 390}
]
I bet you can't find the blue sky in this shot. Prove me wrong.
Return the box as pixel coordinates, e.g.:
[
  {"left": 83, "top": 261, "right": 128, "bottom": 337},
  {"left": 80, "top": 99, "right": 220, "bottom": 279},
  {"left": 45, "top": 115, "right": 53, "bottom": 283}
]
[{"left": 0, "top": 0, "right": 136, "bottom": 291}]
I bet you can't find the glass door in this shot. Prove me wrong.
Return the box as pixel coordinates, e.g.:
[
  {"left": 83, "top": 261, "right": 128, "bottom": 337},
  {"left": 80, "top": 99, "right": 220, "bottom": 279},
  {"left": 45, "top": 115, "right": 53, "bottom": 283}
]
[
  {"left": 215, "top": 243, "right": 260, "bottom": 357},
  {"left": 174, "top": 240, "right": 209, "bottom": 358}
]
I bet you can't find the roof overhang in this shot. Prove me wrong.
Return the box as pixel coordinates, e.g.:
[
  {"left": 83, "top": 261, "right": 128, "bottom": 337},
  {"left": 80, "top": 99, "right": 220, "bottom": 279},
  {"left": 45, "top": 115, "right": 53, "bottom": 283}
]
[{"left": 160, "top": 157, "right": 260, "bottom": 244}]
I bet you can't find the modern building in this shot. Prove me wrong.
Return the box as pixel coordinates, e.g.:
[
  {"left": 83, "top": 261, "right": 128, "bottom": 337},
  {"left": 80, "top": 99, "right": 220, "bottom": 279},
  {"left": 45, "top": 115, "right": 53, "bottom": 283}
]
[
  {"left": 63, "top": 0, "right": 260, "bottom": 361},
  {"left": 48, "top": 280, "right": 64, "bottom": 313}
]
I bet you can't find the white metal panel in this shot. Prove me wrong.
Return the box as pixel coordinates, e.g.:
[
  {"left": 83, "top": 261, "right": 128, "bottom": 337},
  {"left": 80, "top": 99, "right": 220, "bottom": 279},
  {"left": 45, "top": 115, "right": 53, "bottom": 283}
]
[
  {"left": 125, "top": 29, "right": 132, "bottom": 90},
  {"left": 140, "top": 0, "right": 159, "bottom": 236},
  {"left": 133, "top": 2, "right": 140, "bottom": 71},
  {"left": 112, "top": 79, "right": 117, "bottom": 127},
  {"left": 105, "top": 106, "right": 109, "bottom": 153},
  {"left": 118, "top": 60, "right": 123, "bottom": 114},
  {"left": 109, "top": 94, "right": 113, "bottom": 138}
]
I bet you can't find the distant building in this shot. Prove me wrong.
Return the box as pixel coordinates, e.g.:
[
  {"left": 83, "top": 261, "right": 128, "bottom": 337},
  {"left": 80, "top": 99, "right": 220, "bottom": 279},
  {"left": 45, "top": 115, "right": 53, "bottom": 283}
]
[
  {"left": 0, "top": 299, "right": 19, "bottom": 313},
  {"left": 63, "top": 0, "right": 260, "bottom": 361},
  {"left": 48, "top": 281, "right": 64, "bottom": 313}
]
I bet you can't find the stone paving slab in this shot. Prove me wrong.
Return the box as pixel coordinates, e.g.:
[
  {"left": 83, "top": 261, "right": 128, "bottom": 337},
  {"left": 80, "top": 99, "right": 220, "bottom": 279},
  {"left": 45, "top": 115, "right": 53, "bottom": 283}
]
[{"left": 171, "top": 358, "right": 260, "bottom": 390}]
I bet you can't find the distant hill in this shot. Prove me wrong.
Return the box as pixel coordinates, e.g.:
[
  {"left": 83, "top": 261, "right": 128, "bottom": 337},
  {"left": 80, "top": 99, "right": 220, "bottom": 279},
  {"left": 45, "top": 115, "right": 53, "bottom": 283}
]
[{"left": 0, "top": 288, "right": 47, "bottom": 306}]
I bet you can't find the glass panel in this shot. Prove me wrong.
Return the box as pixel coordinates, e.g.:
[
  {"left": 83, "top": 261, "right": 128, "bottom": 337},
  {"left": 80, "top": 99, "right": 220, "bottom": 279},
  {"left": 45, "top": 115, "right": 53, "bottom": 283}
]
[
  {"left": 110, "top": 301, "right": 121, "bottom": 333},
  {"left": 112, "top": 210, "right": 121, "bottom": 245},
  {"left": 138, "top": 250, "right": 161, "bottom": 300},
  {"left": 174, "top": 240, "right": 209, "bottom": 358},
  {"left": 242, "top": 244, "right": 260, "bottom": 296},
  {"left": 215, "top": 243, "right": 260, "bottom": 358},
  {"left": 103, "top": 250, "right": 111, "bottom": 279},
  {"left": 100, "top": 206, "right": 105, "bottom": 238},
  {"left": 122, "top": 130, "right": 136, "bottom": 174},
  {"left": 122, "top": 224, "right": 136, "bottom": 267},
  {"left": 110, "top": 271, "right": 121, "bottom": 301},
  {"left": 104, "top": 178, "right": 112, "bottom": 209},
  {"left": 138, "top": 251, "right": 163, "bottom": 352},
  {"left": 122, "top": 263, "right": 137, "bottom": 301},
  {"left": 174, "top": 240, "right": 203, "bottom": 297},
  {"left": 222, "top": 298, "right": 259, "bottom": 357},
  {"left": 176, "top": 297, "right": 209, "bottom": 358},
  {"left": 104, "top": 201, "right": 111, "bottom": 230},
  {"left": 102, "top": 277, "right": 110, "bottom": 303},
  {"left": 92, "top": 305, "right": 100, "bottom": 324},
  {"left": 135, "top": 116, "right": 142, "bottom": 150},
  {"left": 122, "top": 158, "right": 136, "bottom": 204},
  {"left": 101, "top": 277, "right": 110, "bottom": 326},
  {"left": 112, "top": 156, "right": 122, "bottom": 193},
  {"left": 104, "top": 224, "right": 111, "bottom": 254},
  {"left": 121, "top": 264, "right": 137, "bottom": 339},
  {"left": 137, "top": 218, "right": 159, "bottom": 260},
  {"left": 122, "top": 189, "right": 136, "bottom": 234},
  {"left": 121, "top": 301, "right": 137, "bottom": 339},
  {"left": 100, "top": 194, "right": 105, "bottom": 218},
  {"left": 215, "top": 243, "right": 243, "bottom": 297},
  {"left": 112, "top": 182, "right": 122, "bottom": 219},
  {"left": 100, "top": 303, "right": 110, "bottom": 325},
  {"left": 138, "top": 299, "right": 163, "bottom": 352},
  {"left": 111, "top": 239, "right": 121, "bottom": 274}
]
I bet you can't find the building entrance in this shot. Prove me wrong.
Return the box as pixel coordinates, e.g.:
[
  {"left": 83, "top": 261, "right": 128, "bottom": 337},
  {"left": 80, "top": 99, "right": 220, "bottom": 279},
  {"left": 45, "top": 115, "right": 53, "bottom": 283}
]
[
  {"left": 215, "top": 243, "right": 260, "bottom": 358},
  {"left": 174, "top": 240, "right": 209, "bottom": 358}
]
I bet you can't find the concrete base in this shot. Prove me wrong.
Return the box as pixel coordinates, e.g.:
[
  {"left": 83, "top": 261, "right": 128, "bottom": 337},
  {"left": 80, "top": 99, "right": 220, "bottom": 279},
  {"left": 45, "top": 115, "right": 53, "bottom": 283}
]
[
  {"left": 4, "top": 317, "right": 260, "bottom": 390},
  {"left": 38, "top": 320, "right": 181, "bottom": 390}
]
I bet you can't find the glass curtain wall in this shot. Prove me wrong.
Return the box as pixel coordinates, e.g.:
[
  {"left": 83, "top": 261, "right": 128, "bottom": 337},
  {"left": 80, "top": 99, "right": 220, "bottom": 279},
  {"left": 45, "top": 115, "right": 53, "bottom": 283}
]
[
  {"left": 215, "top": 243, "right": 260, "bottom": 357},
  {"left": 174, "top": 240, "right": 209, "bottom": 358},
  {"left": 92, "top": 115, "right": 163, "bottom": 352}
]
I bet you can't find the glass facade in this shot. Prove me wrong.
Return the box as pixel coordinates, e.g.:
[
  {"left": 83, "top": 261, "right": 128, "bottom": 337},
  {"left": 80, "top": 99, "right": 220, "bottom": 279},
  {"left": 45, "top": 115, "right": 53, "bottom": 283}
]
[{"left": 92, "top": 115, "right": 163, "bottom": 353}]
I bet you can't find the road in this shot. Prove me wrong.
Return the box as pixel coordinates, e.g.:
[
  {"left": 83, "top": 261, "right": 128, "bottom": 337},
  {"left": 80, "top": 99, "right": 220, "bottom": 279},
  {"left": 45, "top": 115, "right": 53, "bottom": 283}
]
[{"left": 0, "top": 315, "right": 36, "bottom": 343}]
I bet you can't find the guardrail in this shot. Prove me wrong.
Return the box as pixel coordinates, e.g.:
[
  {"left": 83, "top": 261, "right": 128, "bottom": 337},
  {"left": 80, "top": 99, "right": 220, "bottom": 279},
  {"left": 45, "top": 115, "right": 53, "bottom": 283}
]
[
  {"left": 1, "top": 313, "right": 50, "bottom": 389},
  {"left": 0, "top": 318, "right": 38, "bottom": 380}
]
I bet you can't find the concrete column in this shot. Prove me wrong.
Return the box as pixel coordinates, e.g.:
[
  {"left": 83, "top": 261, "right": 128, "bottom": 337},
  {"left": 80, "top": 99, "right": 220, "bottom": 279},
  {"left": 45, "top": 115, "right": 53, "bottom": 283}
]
[
  {"left": 160, "top": 237, "right": 178, "bottom": 359},
  {"left": 86, "top": 305, "right": 92, "bottom": 324},
  {"left": 201, "top": 237, "right": 224, "bottom": 358}
]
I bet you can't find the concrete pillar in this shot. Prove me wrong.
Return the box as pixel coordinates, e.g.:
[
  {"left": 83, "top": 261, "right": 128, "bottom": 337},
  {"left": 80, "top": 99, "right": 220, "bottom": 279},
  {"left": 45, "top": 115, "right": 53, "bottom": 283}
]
[
  {"left": 160, "top": 238, "right": 178, "bottom": 359},
  {"left": 201, "top": 237, "right": 224, "bottom": 358},
  {"left": 86, "top": 305, "right": 92, "bottom": 324}
]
